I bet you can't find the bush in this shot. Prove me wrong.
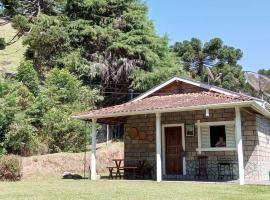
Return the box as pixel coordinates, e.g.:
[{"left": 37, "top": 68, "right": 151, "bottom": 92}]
[
  {"left": 16, "top": 61, "right": 40, "bottom": 96},
  {"left": 4, "top": 113, "right": 38, "bottom": 156},
  {"left": 0, "top": 155, "right": 22, "bottom": 181},
  {"left": 0, "top": 38, "right": 6, "bottom": 50}
]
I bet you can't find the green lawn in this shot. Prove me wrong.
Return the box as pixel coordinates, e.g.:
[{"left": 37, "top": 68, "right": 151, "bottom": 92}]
[{"left": 0, "top": 177, "right": 269, "bottom": 200}]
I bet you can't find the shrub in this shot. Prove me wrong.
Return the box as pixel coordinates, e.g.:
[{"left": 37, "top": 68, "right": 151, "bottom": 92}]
[
  {"left": 4, "top": 113, "right": 38, "bottom": 156},
  {"left": 0, "top": 38, "right": 6, "bottom": 50},
  {"left": 16, "top": 61, "right": 40, "bottom": 96},
  {"left": 0, "top": 155, "right": 22, "bottom": 181}
]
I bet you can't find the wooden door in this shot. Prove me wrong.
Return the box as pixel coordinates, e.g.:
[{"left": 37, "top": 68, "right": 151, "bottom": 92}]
[{"left": 165, "top": 127, "right": 183, "bottom": 175}]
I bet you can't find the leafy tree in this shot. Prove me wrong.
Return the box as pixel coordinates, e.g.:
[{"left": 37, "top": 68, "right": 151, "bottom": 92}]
[
  {"left": 23, "top": 15, "right": 70, "bottom": 79},
  {"left": 16, "top": 60, "right": 39, "bottom": 96},
  {"left": 0, "top": 0, "right": 65, "bottom": 46},
  {"left": 172, "top": 37, "right": 245, "bottom": 92},
  {"left": 212, "top": 64, "right": 245, "bottom": 92},
  {"left": 44, "top": 68, "right": 102, "bottom": 107},
  {"left": 18, "top": 0, "right": 183, "bottom": 105},
  {"left": 0, "top": 76, "right": 34, "bottom": 136},
  {"left": 37, "top": 68, "right": 101, "bottom": 153},
  {"left": 0, "top": 0, "right": 63, "bottom": 18},
  {"left": 41, "top": 107, "right": 87, "bottom": 153},
  {"left": 0, "top": 76, "right": 35, "bottom": 154},
  {"left": 4, "top": 113, "right": 38, "bottom": 156},
  {"left": 172, "top": 38, "right": 242, "bottom": 79},
  {"left": 0, "top": 67, "right": 101, "bottom": 155},
  {"left": 258, "top": 69, "right": 270, "bottom": 76}
]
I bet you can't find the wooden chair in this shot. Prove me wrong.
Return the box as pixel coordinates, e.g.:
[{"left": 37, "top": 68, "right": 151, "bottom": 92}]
[
  {"left": 217, "top": 157, "right": 234, "bottom": 180},
  {"left": 135, "top": 160, "right": 153, "bottom": 179},
  {"left": 195, "top": 156, "right": 208, "bottom": 180}
]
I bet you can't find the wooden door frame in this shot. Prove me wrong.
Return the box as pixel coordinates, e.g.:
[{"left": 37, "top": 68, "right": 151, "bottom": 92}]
[{"left": 162, "top": 124, "right": 186, "bottom": 176}]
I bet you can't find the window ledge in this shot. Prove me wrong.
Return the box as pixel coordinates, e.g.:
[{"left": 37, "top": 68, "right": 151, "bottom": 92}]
[{"left": 196, "top": 147, "right": 237, "bottom": 152}]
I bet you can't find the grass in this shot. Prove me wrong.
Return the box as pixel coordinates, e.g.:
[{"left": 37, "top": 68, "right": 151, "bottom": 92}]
[
  {"left": 0, "top": 22, "right": 26, "bottom": 71},
  {"left": 0, "top": 176, "right": 269, "bottom": 200}
]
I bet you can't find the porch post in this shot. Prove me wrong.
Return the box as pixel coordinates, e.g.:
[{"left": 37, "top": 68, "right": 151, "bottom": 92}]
[
  {"left": 235, "top": 107, "right": 245, "bottom": 185},
  {"left": 155, "top": 113, "right": 162, "bottom": 182},
  {"left": 106, "top": 124, "right": 110, "bottom": 146},
  {"left": 91, "top": 118, "right": 97, "bottom": 180},
  {"left": 197, "top": 120, "right": 201, "bottom": 154}
]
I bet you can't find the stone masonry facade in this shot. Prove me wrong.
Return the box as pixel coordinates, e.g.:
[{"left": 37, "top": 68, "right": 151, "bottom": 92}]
[
  {"left": 124, "top": 108, "right": 269, "bottom": 181},
  {"left": 242, "top": 111, "right": 270, "bottom": 181},
  {"left": 256, "top": 115, "right": 270, "bottom": 181}
]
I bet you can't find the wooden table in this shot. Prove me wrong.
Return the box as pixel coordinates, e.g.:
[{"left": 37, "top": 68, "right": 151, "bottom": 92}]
[
  {"left": 112, "top": 159, "right": 124, "bottom": 179},
  {"left": 108, "top": 159, "right": 151, "bottom": 179}
]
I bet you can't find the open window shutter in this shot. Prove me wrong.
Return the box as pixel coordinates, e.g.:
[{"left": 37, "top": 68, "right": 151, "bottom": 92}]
[
  {"left": 225, "top": 124, "right": 236, "bottom": 147},
  {"left": 201, "top": 126, "right": 210, "bottom": 148}
]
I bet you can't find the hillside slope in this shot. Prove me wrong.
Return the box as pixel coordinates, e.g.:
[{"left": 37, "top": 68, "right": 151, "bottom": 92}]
[
  {"left": 0, "top": 22, "right": 26, "bottom": 71},
  {"left": 22, "top": 142, "right": 124, "bottom": 179}
]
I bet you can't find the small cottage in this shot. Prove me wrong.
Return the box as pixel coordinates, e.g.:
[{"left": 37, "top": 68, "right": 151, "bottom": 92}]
[{"left": 73, "top": 76, "right": 270, "bottom": 185}]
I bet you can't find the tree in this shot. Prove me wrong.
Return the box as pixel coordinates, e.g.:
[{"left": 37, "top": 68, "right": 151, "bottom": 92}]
[
  {"left": 258, "top": 69, "right": 270, "bottom": 76},
  {"left": 0, "top": 0, "right": 64, "bottom": 47},
  {"left": 0, "top": 75, "right": 35, "bottom": 154},
  {"left": 172, "top": 37, "right": 245, "bottom": 92},
  {"left": 4, "top": 113, "right": 38, "bottom": 156},
  {"left": 212, "top": 64, "right": 245, "bottom": 92},
  {"left": 41, "top": 107, "right": 88, "bottom": 153},
  {"left": 17, "top": 0, "right": 183, "bottom": 106},
  {"left": 0, "top": 66, "right": 102, "bottom": 155},
  {"left": 16, "top": 60, "right": 39, "bottom": 95},
  {"left": 37, "top": 68, "right": 101, "bottom": 153},
  {"left": 173, "top": 38, "right": 242, "bottom": 78}
]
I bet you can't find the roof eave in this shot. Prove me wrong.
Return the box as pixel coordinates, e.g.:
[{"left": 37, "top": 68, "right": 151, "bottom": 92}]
[
  {"left": 131, "top": 76, "right": 263, "bottom": 102},
  {"left": 73, "top": 101, "right": 270, "bottom": 120}
]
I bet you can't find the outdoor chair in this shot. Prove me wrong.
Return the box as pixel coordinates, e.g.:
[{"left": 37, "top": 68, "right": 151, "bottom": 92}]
[
  {"left": 134, "top": 160, "right": 152, "bottom": 179},
  {"left": 195, "top": 156, "right": 208, "bottom": 180},
  {"left": 217, "top": 157, "right": 234, "bottom": 180}
]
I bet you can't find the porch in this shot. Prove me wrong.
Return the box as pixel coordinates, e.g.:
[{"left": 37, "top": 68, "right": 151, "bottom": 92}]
[
  {"left": 88, "top": 107, "right": 247, "bottom": 184},
  {"left": 122, "top": 108, "right": 245, "bottom": 183}
]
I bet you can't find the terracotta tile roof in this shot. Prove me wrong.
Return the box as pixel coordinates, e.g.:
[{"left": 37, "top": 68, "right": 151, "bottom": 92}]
[
  {"left": 74, "top": 92, "right": 252, "bottom": 118},
  {"left": 74, "top": 92, "right": 253, "bottom": 119}
]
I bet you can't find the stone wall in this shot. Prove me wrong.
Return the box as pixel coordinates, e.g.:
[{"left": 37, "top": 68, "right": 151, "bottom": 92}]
[
  {"left": 256, "top": 115, "right": 270, "bottom": 181},
  {"left": 161, "top": 109, "right": 238, "bottom": 180},
  {"left": 241, "top": 111, "right": 270, "bottom": 181},
  {"left": 124, "top": 109, "right": 239, "bottom": 179},
  {"left": 123, "top": 108, "right": 269, "bottom": 181},
  {"left": 124, "top": 114, "right": 156, "bottom": 171},
  {"left": 241, "top": 111, "right": 259, "bottom": 181}
]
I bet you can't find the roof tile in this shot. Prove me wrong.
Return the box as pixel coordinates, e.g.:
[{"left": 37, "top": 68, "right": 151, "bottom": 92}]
[{"left": 74, "top": 92, "right": 252, "bottom": 119}]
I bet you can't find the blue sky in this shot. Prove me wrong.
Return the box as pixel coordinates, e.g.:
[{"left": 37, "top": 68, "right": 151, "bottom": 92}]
[{"left": 146, "top": 0, "right": 270, "bottom": 72}]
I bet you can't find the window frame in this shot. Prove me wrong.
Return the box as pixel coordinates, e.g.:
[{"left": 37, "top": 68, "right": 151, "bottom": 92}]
[
  {"left": 210, "top": 125, "right": 226, "bottom": 148},
  {"left": 195, "top": 121, "right": 237, "bottom": 153}
]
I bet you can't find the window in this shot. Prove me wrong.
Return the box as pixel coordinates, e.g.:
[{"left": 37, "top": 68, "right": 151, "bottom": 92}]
[
  {"left": 197, "top": 121, "right": 236, "bottom": 152},
  {"left": 210, "top": 125, "right": 226, "bottom": 147}
]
